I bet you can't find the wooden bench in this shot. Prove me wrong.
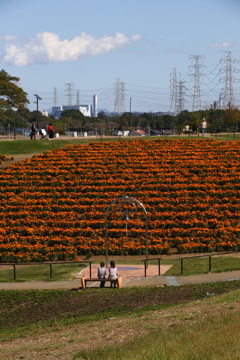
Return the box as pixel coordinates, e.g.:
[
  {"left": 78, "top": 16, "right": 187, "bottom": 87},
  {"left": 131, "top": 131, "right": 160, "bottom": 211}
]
[{"left": 81, "top": 275, "right": 122, "bottom": 289}]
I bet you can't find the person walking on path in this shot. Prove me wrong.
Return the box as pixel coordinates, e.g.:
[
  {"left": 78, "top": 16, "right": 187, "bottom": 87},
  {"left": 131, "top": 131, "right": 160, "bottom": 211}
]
[
  {"left": 47, "top": 123, "right": 54, "bottom": 140},
  {"left": 30, "top": 123, "right": 37, "bottom": 139}
]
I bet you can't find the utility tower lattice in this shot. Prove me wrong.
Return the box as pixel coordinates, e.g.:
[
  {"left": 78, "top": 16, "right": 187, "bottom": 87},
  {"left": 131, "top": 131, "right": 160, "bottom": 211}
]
[
  {"left": 114, "top": 79, "right": 125, "bottom": 114},
  {"left": 189, "top": 55, "right": 205, "bottom": 111},
  {"left": 53, "top": 87, "right": 57, "bottom": 106},
  {"left": 170, "top": 68, "right": 179, "bottom": 115},
  {"left": 177, "top": 80, "right": 186, "bottom": 114},
  {"left": 76, "top": 90, "right": 80, "bottom": 106},
  {"left": 65, "top": 83, "right": 75, "bottom": 106},
  {"left": 170, "top": 69, "right": 185, "bottom": 115},
  {"left": 220, "top": 51, "right": 240, "bottom": 109}
]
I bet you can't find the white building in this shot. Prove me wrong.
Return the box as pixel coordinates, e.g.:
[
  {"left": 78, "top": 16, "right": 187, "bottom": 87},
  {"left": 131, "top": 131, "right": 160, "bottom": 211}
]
[
  {"left": 112, "top": 130, "right": 129, "bottom": 136},
  {"left": 42, "top": 109, "right": 48, "bottom": 117},
  {"left": 51, "top": 105, "right": 92, "bottom": 118}
]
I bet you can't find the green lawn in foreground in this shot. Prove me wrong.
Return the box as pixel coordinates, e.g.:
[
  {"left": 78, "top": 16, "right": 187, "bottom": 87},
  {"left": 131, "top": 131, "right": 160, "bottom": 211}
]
[
  {"left": 73, "top": 308, "right": 240, "bottom": 360},
  {"left": 1, "top": 284, "right": 240, "bottom": 359},
  {"left": 1, "top": 281, "right": 240, "bottom": 341}
]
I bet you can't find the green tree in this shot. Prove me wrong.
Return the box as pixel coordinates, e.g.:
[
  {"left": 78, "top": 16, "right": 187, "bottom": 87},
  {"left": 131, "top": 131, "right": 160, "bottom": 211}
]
[
  {"left": 61, "top": 109, "right": 86, "bottom": 123},
  {"left": 225, "top": 108, "right": 240, "bottom": 131},
  {"left": 207, "top": 109, "right": 225, "bottom": 134},
  {"left": 189, "top": 111, "right": 203, "bottom": 131},
  {"left": 97, "top": 111, "right": 108, "bottom": 120},
  {"left": 0, "top": 69, "right": 29, "bottom": 118},
  {"left": 162, "top": 114, "right": 176, "bottom": 130},
  {"left": 118, "top": 117, "right": 129, "bottom": 130},
  {"left": 176, "top": 110, "right": 192, "bottom": 127},
  {"left": 51, "top": 119, "right": 67, "bottom": 135}
]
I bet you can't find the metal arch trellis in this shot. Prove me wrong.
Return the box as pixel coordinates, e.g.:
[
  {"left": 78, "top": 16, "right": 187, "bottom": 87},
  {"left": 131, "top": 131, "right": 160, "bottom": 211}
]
[{"left": 104, "top": 196, "right": 148, "bottom": 267}]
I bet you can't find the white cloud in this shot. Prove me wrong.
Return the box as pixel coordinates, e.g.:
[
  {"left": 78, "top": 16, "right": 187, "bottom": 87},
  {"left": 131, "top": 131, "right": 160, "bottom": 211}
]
[
  {"left": 209, "top": 42, "right": 233, "bottom": 49},
  {"left": 0, "top": 34, "right": 20, "bottom": 42},
  {"left": 1, "top": 32, "right": 141, "bottom": 66}
]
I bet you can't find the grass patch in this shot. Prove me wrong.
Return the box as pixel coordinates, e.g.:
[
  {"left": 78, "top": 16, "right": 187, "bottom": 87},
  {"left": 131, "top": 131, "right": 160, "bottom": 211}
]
[
  {"left": 209, "top": 133, "right": 240, "bottom": 141},
  {"left": 1, "top": 283, "right": 240, "bottom": 359},
  {"left": 125, "top": 255, "right": 240, "bottom": 277},
  {"left": 162, "top": 255, "right": 240, "bottom": 276},
  {"left": 0, "top": 263, "right": 85, "bottom": 282},
  {"left": 0, "top": 138, "right": 106, "bottom": 156},
  {"left": 73, "top": 309, "right": 240, "bottom": 360},
  {"left": 0, "top": 136, "right": 171, "bottom": 157},
  {"left": 0, "top": 135, "right": 239, "bottom": 158},
  {"left": 1, "top": 281, "right": 240, "bottom": 341}
]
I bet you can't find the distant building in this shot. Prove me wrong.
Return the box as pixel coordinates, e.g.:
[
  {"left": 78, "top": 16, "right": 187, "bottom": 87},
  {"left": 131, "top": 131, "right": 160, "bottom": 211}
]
[
  {"left": 150, "top": 129, "right": 174, "bottom": 136},
  {"left": 51, "top": 104, "right": 92, "bottom": 118},
  {"left": 42, "top": 109, "right": 48, "bottom": 117},
  {"left": 92, "top": 95, "right": 98, "bottom": 117},
  {"left": 129, "top": 130, "right": 146, "bottom": 136},
  {"left": 51, "top": 106, "right": 63, "bottom": 119},
  {"left": 150, "top": 130, "right": 162, "bottom": 136},
  {"left": 112, "top": 130, "right": 129, "bottom": 136}
]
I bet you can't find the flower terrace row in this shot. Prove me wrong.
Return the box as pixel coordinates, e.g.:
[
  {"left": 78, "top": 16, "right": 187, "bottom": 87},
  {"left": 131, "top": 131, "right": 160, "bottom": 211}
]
[{"left": 0, "top": 139, "right": 239, "bottom": 262}]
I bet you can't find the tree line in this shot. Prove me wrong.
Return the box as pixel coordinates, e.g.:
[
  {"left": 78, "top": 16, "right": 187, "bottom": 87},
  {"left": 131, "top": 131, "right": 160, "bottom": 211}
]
[{"left": 1, "top": 69, "right": 240, "bottom": 135}]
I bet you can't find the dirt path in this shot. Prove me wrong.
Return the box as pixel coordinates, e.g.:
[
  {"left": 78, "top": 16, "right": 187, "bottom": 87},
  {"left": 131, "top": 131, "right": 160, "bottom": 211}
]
[{"left": 0, "top": 154, "right": 35, "bottom": 168}]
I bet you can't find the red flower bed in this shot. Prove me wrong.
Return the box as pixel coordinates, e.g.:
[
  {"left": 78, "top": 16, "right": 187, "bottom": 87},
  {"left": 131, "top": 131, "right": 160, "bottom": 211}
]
[{"left": 0, "top": 139, "right": 239, "bottom": 262}]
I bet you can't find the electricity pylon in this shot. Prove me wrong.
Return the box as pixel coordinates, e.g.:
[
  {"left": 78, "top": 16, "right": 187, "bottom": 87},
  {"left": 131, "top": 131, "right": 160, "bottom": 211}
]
[
  {"left": 114, "top": 78, "right": 125, "bottom": 114},
  {"left": 65, "top": 83, "right": 75, "bottom": 106},
  {"left": 220, "top": 51, "right": 240, "bottom": 109},
  {"left": 189, "top": 55, "right": 205, "bottom": 111},
  {"left": 170, "top": 69, "right": 185, "bottom": 114}
]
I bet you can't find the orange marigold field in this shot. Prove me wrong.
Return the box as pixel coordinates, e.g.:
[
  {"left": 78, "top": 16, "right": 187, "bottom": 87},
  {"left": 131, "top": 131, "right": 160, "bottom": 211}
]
[{"left": 0, "top": 138, "right": 239, "bottom": 262}]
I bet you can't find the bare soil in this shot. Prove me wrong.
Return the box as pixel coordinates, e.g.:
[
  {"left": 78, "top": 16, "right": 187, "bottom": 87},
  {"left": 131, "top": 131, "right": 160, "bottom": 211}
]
[{"left": 0, "top": 154, "right": 35, "bottom": 168}]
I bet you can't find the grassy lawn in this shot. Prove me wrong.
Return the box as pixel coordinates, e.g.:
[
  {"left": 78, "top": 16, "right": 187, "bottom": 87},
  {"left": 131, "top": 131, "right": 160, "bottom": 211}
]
[
  {"left": 73, "top": 308, "right": 240, "bottom": 360},
  {"left": 0, "top": 138, "right": 107, "bottom": 156},
  {"left": 162, "top": 255, "right": 240, "bottom": 276},
  {"left": 0, "top": 262, "right": 86, "bottom": 282},
  {"left": 1, "top": 282, "right": 240, "bottom": 359},
  {"left": 1, "top": 281, "right": 240, "bottom": 340}
]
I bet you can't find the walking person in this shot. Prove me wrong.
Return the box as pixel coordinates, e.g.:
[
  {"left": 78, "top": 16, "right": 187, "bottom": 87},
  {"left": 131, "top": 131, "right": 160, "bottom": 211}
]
[
  {"left": 30, "top": 123, "right": 37, "bottom": 139},
  {"left": 47, "top": 123, "right": 54, "bottom": 140}
]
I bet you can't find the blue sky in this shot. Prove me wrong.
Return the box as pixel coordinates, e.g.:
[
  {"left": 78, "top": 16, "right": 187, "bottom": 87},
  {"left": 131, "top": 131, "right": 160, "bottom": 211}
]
[{"left": 1, "top": 0, "right": 240, "bottom": 114}]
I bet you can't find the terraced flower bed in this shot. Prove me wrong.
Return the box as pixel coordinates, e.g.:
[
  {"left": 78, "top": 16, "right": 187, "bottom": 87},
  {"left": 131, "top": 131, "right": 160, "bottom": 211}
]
[{"left": 0, "top": 138, "right": 239, "bottom": 262}]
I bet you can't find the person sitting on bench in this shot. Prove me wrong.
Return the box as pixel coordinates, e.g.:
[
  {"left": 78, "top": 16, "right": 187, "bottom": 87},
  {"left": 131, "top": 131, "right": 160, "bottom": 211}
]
[
  {"left": 98, "top": 262, "right": 106, "bottom": 288},
  {"left": 108, "top": 260, "right": 118, "bottom": 288}
]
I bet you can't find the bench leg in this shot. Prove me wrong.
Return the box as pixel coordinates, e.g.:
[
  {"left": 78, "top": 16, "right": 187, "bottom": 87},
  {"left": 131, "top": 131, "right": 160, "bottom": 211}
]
[
  {"left": 117, "top": 276, "right": 122, "bottom": 289},
  {"left": 81, "top": 277, "right": 86, "bottom": 289}
]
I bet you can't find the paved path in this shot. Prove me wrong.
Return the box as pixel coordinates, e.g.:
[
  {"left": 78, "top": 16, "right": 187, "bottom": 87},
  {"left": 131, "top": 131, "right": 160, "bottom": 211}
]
[{"left": 1, "top": 265, "right": 240, "bottom": 290}]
